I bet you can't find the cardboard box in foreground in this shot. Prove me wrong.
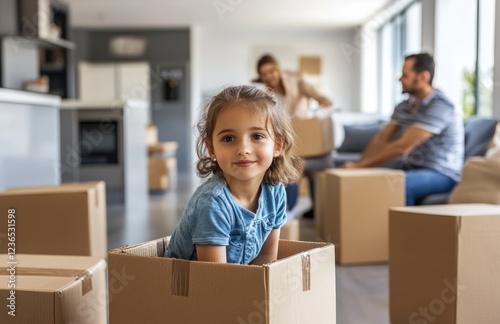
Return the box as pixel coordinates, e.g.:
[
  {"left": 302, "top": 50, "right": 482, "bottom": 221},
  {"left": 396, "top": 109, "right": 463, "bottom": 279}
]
[
  {"left": 0, "top": 254, "right": 107, "bottom": 324},
  {"left": 109, "top": 237, "right": 336, "bottom": 324},
  {"left": 0, "top": 181, "right": 107, "bottom": 258},
  {"left": 390, "top": 204, "right": 500, "bottom": 324},
  {"left": 317, "top": 168, "right": 405, "bottom": 264}
]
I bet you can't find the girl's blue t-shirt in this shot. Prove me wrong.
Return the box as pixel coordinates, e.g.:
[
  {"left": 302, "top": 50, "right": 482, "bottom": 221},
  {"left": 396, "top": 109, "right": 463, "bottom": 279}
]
[{"left": 165, "top": 174, "right": 287, "bottom": 264}]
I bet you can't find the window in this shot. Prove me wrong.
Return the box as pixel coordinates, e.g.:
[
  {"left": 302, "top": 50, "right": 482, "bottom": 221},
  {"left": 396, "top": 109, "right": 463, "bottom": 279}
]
[
  {"left": 477, "top": 0, "right": 496, "bottom": 116},
  {"left": 435, "top": 0, "right": 495, "bottom": 118},
  {"left": 373, "top": 0, "right": 422, "bottom": 116}
]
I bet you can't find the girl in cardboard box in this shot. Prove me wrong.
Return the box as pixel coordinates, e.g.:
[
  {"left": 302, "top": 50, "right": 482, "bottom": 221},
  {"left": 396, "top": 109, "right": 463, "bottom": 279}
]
[{"left": 165, "top": 85, "right": 302, "bottom": 264}]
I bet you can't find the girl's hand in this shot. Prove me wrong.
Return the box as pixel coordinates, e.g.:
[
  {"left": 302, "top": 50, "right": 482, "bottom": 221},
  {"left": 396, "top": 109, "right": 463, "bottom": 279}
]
[{"left": 196, "top": 245, "right": 227, "bottom": 263}]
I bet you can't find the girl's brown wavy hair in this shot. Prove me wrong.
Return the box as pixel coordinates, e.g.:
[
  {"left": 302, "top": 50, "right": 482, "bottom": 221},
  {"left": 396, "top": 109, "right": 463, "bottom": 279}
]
[{"left": 196, "top": 85, "right": 303, "bottom": 185}]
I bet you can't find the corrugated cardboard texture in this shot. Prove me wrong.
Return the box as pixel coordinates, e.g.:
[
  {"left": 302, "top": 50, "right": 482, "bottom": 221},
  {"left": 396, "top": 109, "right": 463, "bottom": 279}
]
[
  {"left": 321, "top": 169, "right": 405, "bottom": 264},
  {"left": 457, "top": 215, "right": 500, "bottom": 323},
  {"left": 390, "top": 204, "right": 500, "bottom": 324},
  {"left": 0, "top": 254, "right": 107, "bottom": 324},
  {"left": 0, "top": 182, "right": 107, "bottom": 258},
  {"left": 267, "top": 246, "right": 335, "bottom": 323},
  {"left": 109, "top": 237, "right": 335, "bottom": 324},
  {"left": 293, "top": 116, "right": 334, "bottom": 158}
]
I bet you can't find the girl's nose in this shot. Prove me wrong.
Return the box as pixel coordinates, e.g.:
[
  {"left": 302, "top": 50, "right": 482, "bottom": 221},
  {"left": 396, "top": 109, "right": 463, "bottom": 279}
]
[{"left": 237, "top": 140, "right": 251, "bottom": 156}]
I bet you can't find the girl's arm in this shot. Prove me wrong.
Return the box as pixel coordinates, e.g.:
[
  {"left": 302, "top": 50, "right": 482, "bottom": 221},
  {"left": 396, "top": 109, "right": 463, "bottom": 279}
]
[
  {"left": 196, "top": 245, "right": 227, "bottom": 263},
  {"left": 250, "top": 229, "right": 281, "bottom": 265}
]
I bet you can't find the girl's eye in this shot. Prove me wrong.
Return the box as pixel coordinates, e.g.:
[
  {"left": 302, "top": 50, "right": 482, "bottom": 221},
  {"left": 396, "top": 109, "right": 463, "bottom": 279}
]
[
  {"left": 252, "top": 134, "right": 265, "bottom": 140},
  {"left": 222, "top": 136, "right": 234, "bottom": 143}
]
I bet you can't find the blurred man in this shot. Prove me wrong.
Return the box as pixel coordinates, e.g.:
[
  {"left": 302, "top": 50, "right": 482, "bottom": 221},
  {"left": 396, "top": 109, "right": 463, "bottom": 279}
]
[{"left": 343, "top": 53, "right": 464, "bottom": 205}]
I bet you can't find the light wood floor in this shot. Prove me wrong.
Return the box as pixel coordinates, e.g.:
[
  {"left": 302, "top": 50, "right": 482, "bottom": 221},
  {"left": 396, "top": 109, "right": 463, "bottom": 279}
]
[{"left": 107, "top": 174, "right": 390, "bottom": 324}]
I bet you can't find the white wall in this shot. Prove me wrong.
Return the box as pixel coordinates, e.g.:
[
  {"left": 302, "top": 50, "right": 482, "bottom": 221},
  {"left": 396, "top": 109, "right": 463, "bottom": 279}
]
[{"left": 193, "top": 26, "right": 360, "bottom": 115}]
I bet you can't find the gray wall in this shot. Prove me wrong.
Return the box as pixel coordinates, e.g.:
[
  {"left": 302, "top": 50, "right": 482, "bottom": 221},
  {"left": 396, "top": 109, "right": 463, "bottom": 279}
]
[{"left": 71, "top": 29, "right": 192, "bottom": 174}]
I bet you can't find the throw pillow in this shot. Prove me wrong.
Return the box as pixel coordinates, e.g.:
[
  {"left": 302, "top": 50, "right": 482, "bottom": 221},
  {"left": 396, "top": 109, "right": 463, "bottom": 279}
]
[{"left": 337, "top": 121, "right": 385, "bottom": 153}]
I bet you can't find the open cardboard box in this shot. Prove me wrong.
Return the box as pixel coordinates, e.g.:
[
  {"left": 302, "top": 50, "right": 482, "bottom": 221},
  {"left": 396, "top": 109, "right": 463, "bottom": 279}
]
[{"left": 108, "top": 237, "right": 336, "bottom": 323}]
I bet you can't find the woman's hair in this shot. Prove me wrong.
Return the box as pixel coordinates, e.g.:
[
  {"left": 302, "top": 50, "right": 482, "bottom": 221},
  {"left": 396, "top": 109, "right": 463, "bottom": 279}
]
[
  {"left": 256, "top": 54, "right": 279, "bottom": 75},
  {"left": 196, "top": 85, "right": 302, "bottom": 185}
]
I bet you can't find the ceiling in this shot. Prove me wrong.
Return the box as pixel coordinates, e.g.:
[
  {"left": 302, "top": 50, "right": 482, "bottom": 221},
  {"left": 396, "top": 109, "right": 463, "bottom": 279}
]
[{"left": 67, "top": 0, "right": 392, "bottom": 29}]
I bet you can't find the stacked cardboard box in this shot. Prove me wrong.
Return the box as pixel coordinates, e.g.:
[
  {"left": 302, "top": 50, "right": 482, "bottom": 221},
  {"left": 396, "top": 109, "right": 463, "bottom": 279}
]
[
  {"left": 315, "top": 168, "right": 405, "bottom": 264},
  {"left": 0, "top": 254, "right": 107, "bottom": 323},
  {"left": 146, "top": 124, "right": 178, "bottom": 191},
  {"left": 293, "top": 112, "right": 334, "bottom": 158},
  {"left": 108, "top": 237, "right": 336, "bottom": 323},
  {"left": 390, "top": 204, "right": 500, "bottom": 323},
  {"left": 0, "top": 181, "right": 107, "bottom": 258}
]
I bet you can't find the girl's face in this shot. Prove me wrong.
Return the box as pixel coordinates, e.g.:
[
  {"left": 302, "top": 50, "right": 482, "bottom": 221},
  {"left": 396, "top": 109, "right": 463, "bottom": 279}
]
[
  {"left": 208, "top": 103, "right": 283, "bottom": 185},
  {"left": 258, "top": 63, "right": 281, "bottom": 89}
]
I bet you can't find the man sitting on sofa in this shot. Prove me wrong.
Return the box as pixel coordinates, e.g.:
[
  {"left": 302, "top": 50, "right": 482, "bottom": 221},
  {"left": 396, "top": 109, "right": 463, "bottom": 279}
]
[{"left": 343, "top": 53, "right": 464, "bottom": 205}]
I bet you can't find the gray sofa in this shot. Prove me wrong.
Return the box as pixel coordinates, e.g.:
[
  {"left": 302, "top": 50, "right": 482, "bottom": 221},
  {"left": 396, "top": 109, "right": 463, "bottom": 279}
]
[{"left": 332, "top": 116, "right": 499, "bottom": 205}]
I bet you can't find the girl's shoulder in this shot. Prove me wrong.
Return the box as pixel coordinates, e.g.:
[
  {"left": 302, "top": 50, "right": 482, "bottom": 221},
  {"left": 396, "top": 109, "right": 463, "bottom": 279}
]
[
  {"left": 262, "top": 182, "right": 285, "bottom": 197},
  {"left": 192, "top": 175, "right": 228, "bottom": 201}
]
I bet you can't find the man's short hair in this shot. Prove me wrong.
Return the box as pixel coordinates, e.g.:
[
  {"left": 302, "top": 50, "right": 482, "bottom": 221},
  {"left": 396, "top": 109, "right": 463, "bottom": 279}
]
[{"left": 405, "top": 53, "right": 435, "bottom": 86}]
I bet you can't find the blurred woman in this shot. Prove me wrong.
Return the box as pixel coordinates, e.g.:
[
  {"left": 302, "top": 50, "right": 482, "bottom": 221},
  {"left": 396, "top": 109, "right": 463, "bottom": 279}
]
[{"left": 255, "top": 54, "right": 334, "bottom": 217}]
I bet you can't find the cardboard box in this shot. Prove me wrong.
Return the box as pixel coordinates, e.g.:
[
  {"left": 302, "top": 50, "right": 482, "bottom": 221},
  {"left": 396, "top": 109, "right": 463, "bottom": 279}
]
[
  {"left": 390, "top": 204, "right": 500, "bottom": 324},
  {"left": 146, "top": 123, "right": 158, "bottom": 145},
  {"left": 293, "top": 114, "right": 334, "bottom": 158},
  {"left": 314, "top": 172, "right": 327, "bottom": 235},
  {"left": 148, "top": 158, "right": 177, "bottom": 191},
  {"left": 0, "top": 182, "right": 107, "bottom": 258},
  {"left": 299, "top": 176, "right": 309, "bottom": 196},
  {"left": 0, "top": 254, "right": 107, "bottom": 323},
  {"left": 148, "top": 141, "right": 178, "bottom": 159},
  {"left": 317, "top": 168, "right": 405, "bottom": 264},
  {"left": 109, "top": 237, "right": 336, "bottom": 324},
  {"left": 279, "top": 219, "right": 300, "bottom": 240}
]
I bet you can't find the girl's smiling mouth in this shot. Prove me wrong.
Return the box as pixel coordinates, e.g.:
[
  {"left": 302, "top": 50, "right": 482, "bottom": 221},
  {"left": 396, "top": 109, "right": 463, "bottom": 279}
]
[{"left": 233, "top": 160, "right": 256, "bottom": 167}]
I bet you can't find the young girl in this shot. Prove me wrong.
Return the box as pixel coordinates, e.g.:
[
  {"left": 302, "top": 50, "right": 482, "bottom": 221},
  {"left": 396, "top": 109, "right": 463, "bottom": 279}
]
[{"left": 165, "top": 85, "right": 302, "bottom": 265}]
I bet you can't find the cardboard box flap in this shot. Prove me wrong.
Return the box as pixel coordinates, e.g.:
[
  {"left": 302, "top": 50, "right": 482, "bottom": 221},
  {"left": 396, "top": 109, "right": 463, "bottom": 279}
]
[
  {"left": 331, "top": 168, "right": 405, "bottom": 178},
  {"left": 0, "top": 255, "right": 107, "bottom": 324},
  {"left": 390, "top": 203, "right": 500, "bottom": 217},
  {"left": 113, "top": 236, "right": 171, "bottom": 257},
  {"left": 0, "top": 254, "right": 102, "bottom": 294},
  {"left": 0, "top": 275, "right": 76, "bottom": 292},
  {"left": 3, "top": 181, "right": 105, "bottom": 197},
  {"left": 277, "top": 239, "right": 332, "bottom": 260}
]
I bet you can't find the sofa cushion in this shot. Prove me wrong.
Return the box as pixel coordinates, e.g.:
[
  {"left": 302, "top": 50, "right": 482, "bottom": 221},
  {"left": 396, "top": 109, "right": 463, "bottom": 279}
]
[
  {"left": 419, "top": 193, "right": 450, "bottom": 205},
  {"left": 464, "top": 117, "right": 499, "bottom": 159},
  {"left": 337, "top": 121, "right": 385, "bottom": 153},
  {"left": 333, "top": 152, "right": 362, "bottom": 167},
  {"left": 448, "top": 152, "right": 500, "bottom": 204}
]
